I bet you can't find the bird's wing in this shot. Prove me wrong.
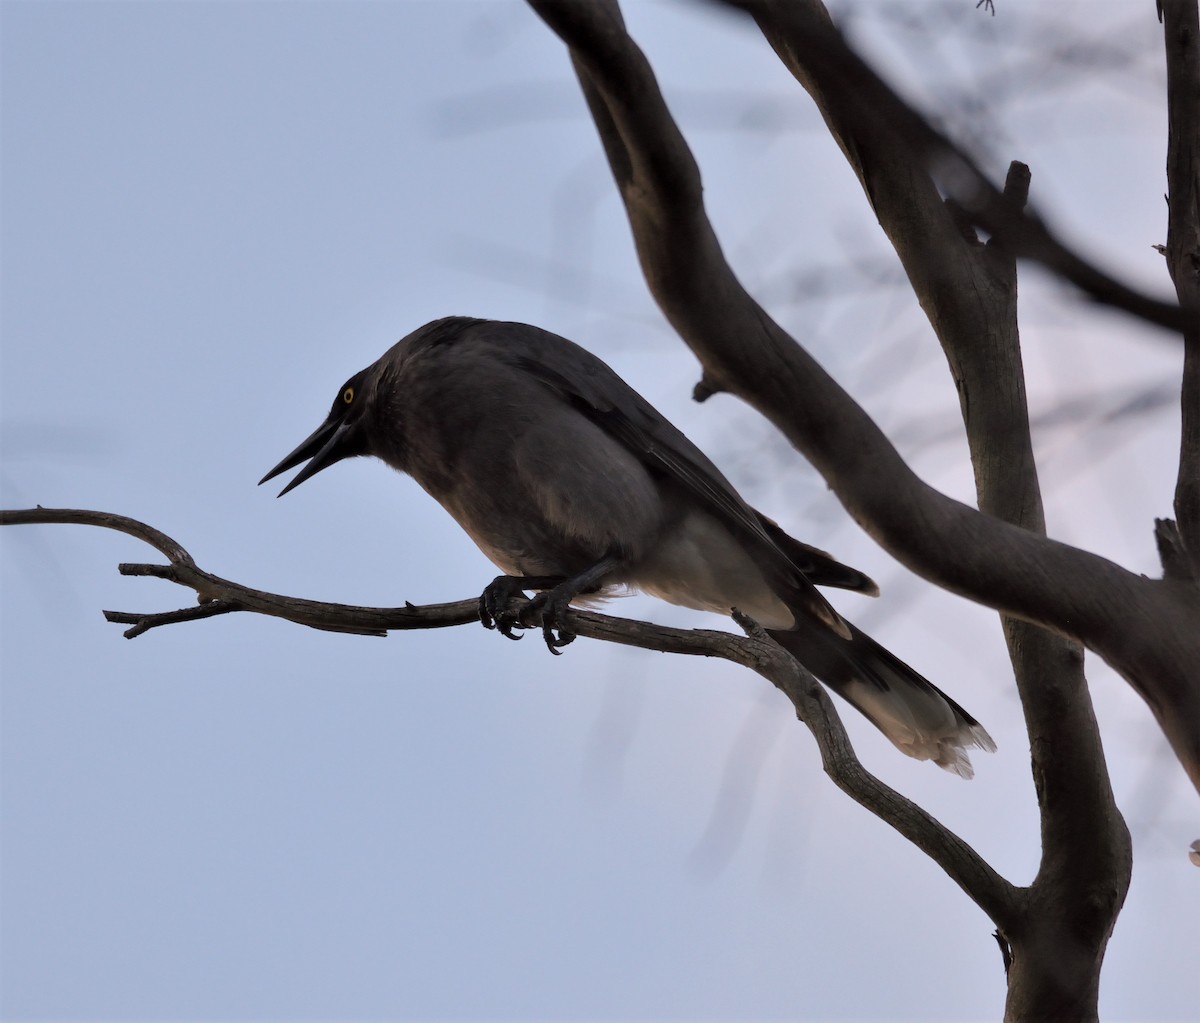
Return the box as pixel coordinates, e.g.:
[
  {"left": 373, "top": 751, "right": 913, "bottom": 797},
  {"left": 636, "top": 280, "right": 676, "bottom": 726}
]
[
  {"left": 490, "top": 323, "right": 861, "bottom": 634},
  {"left": 753, "top": 512, "right": 878, "bottom": 595},
  {"left": 504, "top": 346, "right": 773, "bottom": 549}
]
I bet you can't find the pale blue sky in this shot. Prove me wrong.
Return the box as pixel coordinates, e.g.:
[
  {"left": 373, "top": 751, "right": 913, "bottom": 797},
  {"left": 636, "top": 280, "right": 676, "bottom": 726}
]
[{"left": 2, "top": 1, "right": 1195, "bottom": 1020}]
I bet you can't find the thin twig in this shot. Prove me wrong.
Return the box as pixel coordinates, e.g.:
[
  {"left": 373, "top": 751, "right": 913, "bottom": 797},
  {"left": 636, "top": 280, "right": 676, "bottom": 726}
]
[{"left": 104, "top": 600, "right": 243, "bottom": 639}]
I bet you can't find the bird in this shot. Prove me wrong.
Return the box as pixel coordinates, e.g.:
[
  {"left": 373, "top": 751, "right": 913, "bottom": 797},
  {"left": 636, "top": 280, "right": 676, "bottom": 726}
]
[{"left": 261, "top": 316, "right": 995, "bottom": 777}]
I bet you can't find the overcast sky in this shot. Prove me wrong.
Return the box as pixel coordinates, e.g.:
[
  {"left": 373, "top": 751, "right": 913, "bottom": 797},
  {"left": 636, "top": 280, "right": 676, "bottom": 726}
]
[{"left": 2, "top": 1, "right": 1196, "bottom": 1020}]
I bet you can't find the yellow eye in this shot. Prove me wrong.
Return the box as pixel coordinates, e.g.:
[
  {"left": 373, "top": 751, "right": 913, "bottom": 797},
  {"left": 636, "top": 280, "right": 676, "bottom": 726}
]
[{"left": 342, "top": 386, "right": 355, "bottom": 404}]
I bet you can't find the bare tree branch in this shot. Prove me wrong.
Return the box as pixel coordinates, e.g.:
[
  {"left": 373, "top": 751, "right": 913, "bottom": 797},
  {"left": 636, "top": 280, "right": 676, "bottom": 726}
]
[
  {"left": 520, "top": 3, "right": 1164, "bottom": 1010},
  {"left": 720, "top": 0, "right": 1189, "bottom": 335},
  {"left": 524, "top": 0, "right": 1200, "bottom": 796},
  {"left": 0, "top": 507, "right": 478, "bottom": 638},
  {"left": 929, "top": 159, "right": 1130, "bottom": 1016},
  {"left": 103, "top": 597, "right": 243, "bottom": 639},
  {"left": 0, "top": 505, "right": 1019, "bottom": 923},
  {"left": 1160, "top": 0, "right": 1200, "bottom": 574},
  {"left": 1156, "top": 516, "right": 1194, "bottom": 580}
]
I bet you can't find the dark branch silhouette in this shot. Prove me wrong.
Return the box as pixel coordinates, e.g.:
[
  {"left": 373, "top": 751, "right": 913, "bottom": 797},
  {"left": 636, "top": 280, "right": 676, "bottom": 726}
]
[
  {"left": 1160, "top": 0, "right": 1200, "bottom": 572},
  {"left": 0, "top": 505, "right": 1016, "bottom": 923},
  {"left": 525, "top": 0, "right": 1199, "bottom": 796},
  {"left": 519, "top": 0, "right": 1196, "bottom": 1015},
  {"left": 720, "top": 0, "right": 1189, "bottom": 335}
]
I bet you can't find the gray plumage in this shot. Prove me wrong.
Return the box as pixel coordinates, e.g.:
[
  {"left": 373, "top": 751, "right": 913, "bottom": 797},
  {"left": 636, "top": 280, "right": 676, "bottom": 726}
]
[{"left": 261, "top": 316, "right": 995, "bottom": 777}]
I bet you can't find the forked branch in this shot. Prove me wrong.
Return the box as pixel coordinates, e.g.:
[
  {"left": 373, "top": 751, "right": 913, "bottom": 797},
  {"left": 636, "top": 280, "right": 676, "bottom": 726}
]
[
  {"left": 721, "top": 0, "right": 1190, "bottom": 335},
  {"left": 526, "top": 0, "right": 1200, "bottom": 797},
  {"left": 1, "top": 505, "right": 1017, "bottom": 924}
]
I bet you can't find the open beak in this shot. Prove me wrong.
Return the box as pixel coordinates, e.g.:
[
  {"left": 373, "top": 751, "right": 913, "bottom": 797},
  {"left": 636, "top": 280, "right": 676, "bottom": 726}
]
[{"left": 259, "top": 417, "right": 355, "bottom": 497}]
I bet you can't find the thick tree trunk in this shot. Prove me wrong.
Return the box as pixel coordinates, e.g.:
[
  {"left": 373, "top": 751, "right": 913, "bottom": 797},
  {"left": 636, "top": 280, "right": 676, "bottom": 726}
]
[
  {"left": 1003, "top": 936, "right": 1104, "bottom": 1023},
  {"left": 1001, "top": 882, "right": 1127, "bottom": 1023}
]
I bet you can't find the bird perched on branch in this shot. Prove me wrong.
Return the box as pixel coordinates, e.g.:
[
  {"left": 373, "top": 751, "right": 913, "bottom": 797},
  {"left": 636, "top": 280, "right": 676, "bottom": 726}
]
[{"left": 261, "top": 316, "right": 995, "bottom": 777}]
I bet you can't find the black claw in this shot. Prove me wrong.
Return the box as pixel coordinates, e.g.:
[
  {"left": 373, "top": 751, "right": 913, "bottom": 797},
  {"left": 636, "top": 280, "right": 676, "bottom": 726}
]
[
  {"left": 478, "top": 593, "right": 496, "bottom": 630},
  {"left": 480, "top": 575, "right": 532, "bottom": 639},
  {"left": 478, "top": 574, "right": 578, "bottom": 654},
  {"left": 542, "top": 625, "right": 575, "bottom": 653},
  {"left": 522, "top": 591, "right": 576, "bottom": 653}
]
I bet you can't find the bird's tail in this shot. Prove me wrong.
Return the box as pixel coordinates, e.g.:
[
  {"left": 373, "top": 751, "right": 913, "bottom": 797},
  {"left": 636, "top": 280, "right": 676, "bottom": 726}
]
[{"left": 767, "top": 621, "right": 995, "bottom": 778}]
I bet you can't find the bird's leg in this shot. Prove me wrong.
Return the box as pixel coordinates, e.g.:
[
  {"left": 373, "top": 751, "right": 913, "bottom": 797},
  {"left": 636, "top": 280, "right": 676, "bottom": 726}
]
[
  {"left": 479, "top": 558, "right": 619, "bottom": 654},
  {"left": 517, "top": 556, "right": 620, "bottom": 654},
  {"left": 479, "top": 574, "right": 565, "bottom": 641}
]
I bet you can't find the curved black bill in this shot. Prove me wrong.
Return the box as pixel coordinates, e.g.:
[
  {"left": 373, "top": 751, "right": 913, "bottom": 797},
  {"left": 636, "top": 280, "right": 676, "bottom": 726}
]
[{"left": 259, "top": 418, "right": 352, "bottom": 497}]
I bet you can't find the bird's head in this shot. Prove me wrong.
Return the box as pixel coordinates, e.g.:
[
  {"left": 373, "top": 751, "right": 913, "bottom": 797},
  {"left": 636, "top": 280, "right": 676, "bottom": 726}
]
[{"left": 259, "top": 367, "right": 375, "bottom": 496}]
